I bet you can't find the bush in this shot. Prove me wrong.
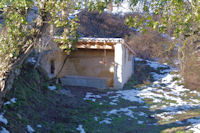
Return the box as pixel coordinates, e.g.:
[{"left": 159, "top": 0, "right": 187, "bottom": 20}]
[
  {"left": 78, "top": 11, "right": 176, "bottom": 64},
  {"left": 183, "top": 43, "right": 200, "bottom": 90},
  {"left": 78, "top": 10, "right": 134, "bottom": 38},
  {"left": 125, "top": 28, "right": 175, "bottom": 62}
]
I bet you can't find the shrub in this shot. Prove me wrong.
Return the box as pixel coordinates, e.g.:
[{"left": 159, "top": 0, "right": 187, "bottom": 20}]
[
  {"left": 78, "top": 11, "right": 176, "bottom": 65},
  {"left": 125, "top": 28, "right": 175, "bottom": 62},
  {"left": 78, "top": 10, "right": 133, "bottom": 38},
  {"left": 183, "top": 43, "right": 200, "bottom": 90}
]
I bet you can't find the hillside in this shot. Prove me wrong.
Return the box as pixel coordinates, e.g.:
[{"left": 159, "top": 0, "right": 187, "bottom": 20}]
[
  {"left": 78, "top": 11, "right": 134, "bottom": 38},
  {"left": 0, "top": 0, "right": 199, "bottom": 133},
  {"left": 1, "top": 58, "right": 200, "bottom": 132},
  {"left": 77, "top": 11, "right": 170, "bottom": 61}
]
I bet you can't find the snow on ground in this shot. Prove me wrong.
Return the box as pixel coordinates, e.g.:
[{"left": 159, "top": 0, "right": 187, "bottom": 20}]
[
  {"left": 190, "top": 125, "right": 200, "bottom": 133},
  {"left": 83, "top": 58, "right": 200, "bottom": 132},
  {"left": 27, "top": 57, "right": 36, "bottom": 64},
  {"left": 137, "top": 120, "right": 144, "bottom": 124},
  {"left": 0, "top": 127, "right": 10, "bottom": 133},
  {"left": 94, "top": 117, "right": 98, "bottom": 121},
  {"left": 83, "top": 92, "right": 102, "bottom": 102},
  {"left": 139, "top": 73, "right": 200, "bottom": 112},
  {"left": 153, "top": 111, "right": 186, "bottom": 122},
  {"left": 186, "top": 117, "right": 200, "bottom": 133},
  {"left": 99, "top": 118, "right": 112, "bottom": 124},
  {"left": 76, "top": 125, "right": 86, "bottom": 133},
  {"left": 104, "top": 106, "right": 137, "bottom": 119},
  {"left": 10, "top": 98, "right": 16, "bottom": 103},
  {"left": 115, "top": 89, "right": 144, "bottom": 104},
  {"left": 26, "top": 125, "right": 35, "bottom": 133},
  {"left": 4, "top": 98, "right": 17, "bottom": 105},
  {"left": 48, "top": 86, "right": 57, "bottom": 91},
  {"left": 36, "top": 124, "right": 42, "bottom": 128},
  {"left": 188, "top": 122, "right": 200, "bottom": 133},
  {"left": 0, "top": 97, "right": 18, "bottom": 133},
  {"left": 0, "top": 114, "right": 8, "bottom": 125}
]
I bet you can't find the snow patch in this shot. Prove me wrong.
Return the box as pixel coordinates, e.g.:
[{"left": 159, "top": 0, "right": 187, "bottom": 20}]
[
  {"left": 48, "top": 86, "right": 56, "bottom": 91},
  {"left": 137, "top": 120, "right": 144, "bottom": 124},
  {"left": 115, "top": 90, "right": 144, "bottom": 103},
  {"left": 0, "top": 127, "right": 9, "bottom": 133},
  {"left": 104, "top": 106, "right": 137, "bottom": 118},
  {"left": 109, "top": 101, "right": 118, "bottom": 105},
  {"left": 138, "top": 72, "right": 200, "bottom": 111},
  {"left": 187, "top": 117, "right": 200, "bottom": 133},
  {"left": 155, "top": 111, "right": 185, "bottom": 120},
  {"left": 83, "top": 92, "right": 102, "bottom": 102},
  {"left": 189, "top": 123, "right": 200, "bottom": 133},
  {"left": 134, "top": 58, "right": 145, "bottom": 62},
  {"left": 27, "top": 57, "right": 36, "bottom": 64},
  {"left": 37, "top": 124, "right": 42, "bottom": 128},
  {"left": 76, "top": 125, "right": 85, "bottom": 133},
  {"left": 10, "top": 98, "right": 16, "bottom": 103},
  {"left": 0, "top": 114, "right": 8, "bottom": 125},
  {"left": 27, "top": 125, "right": 35, "bottom": 133},
  {"left": 4, "top": 98, "right": 17, "bottom": 105},
  {"left": 94, "top": 117, "right": 98, "bottom": 121},
  {"left": 3, "top": 102, "right": 11, "bottom": 106},
  {"left": 137, "top": 112, "right": 147, "bottom": 117},
  {"left": 99, "top": 118, "right": 112, "bottom": 124}
]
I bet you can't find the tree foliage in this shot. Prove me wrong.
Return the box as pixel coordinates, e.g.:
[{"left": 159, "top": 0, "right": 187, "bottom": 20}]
[
  {"left": 0, "top": 0, "right": 199, "bottom": 78},
  {"left": 126, "top": 0, "right": 200, "bottom": 60},
  {"left": 0, "top": 0, "right": 112, "bottom": 78}
]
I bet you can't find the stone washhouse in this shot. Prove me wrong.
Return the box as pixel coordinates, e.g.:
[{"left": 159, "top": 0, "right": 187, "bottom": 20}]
[{"left": 40, "top": 37, "right": 135, "bottom": 89}]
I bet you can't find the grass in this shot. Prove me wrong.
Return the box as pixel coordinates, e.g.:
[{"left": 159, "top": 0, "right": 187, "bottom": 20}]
[
  {"left": 161, "top": 126, "right": 192, "bottom": 133},
  {"left": 172, "top": 76, "right": 182, "bottom": 82},
  {"left": 1, "top": 59, "right": 199, "bottom": 133},
  {"left": 1, "top": 64, "right": 160, "bottom": 132},
  {"left": 163, "top": 109, "right": 200, "bottom": 125},
  {"left": 1, "top": 63, "right": 79, "bottom": 132}
]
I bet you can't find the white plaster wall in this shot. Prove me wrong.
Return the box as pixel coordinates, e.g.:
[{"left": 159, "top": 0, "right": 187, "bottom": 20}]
[
  {"left": 113, "top": 43, "right": 133, "bottom": 89},
  {"left": 122, "top": 45, "right": 133, "bottom": 86},
  {"left": 113, "top": 43, "right": 123, "bottom": 89}
]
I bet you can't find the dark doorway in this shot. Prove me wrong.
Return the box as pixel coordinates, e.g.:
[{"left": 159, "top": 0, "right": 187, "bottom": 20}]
[{"left": 50, "top": 60, "right": 55, "bottom": 74}]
